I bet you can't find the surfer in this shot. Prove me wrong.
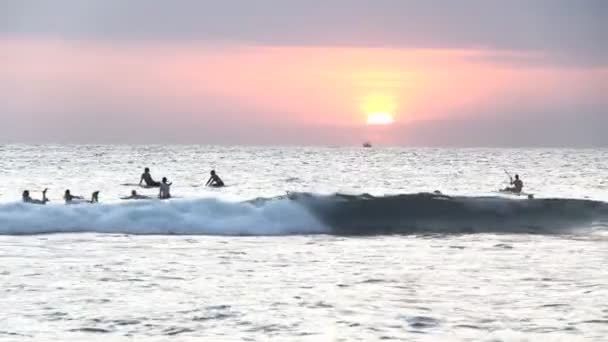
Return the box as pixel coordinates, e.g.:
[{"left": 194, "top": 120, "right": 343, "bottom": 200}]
[
  {"left": 22, "top": 188, "right": 49, "bottom": 204},
  {"left": 431, "top": 190, "right": 452, "bottom": 200},
  {"left": 206, "top": 170, "right": 225, "bottom": 188},
  {"left": 139, "top": 167, "right": 161, "bottom": 187},
  {"left": 88, "top": 191, "right": 100, "bottom": 203},
  {"left": 64, "top": 190, "right": 99, "bottom": 204},
  {"left": 159, "top": 177, "right": 172, "bottom": 199},
  {"left": 64, "top": 189, "right": 84, "bottom": 204},
  {"left": 121, "top": 190, "right": 151, "bottom": 200},
  {"left": 503, "top": 174, "right": 524, "bottom": 194}
]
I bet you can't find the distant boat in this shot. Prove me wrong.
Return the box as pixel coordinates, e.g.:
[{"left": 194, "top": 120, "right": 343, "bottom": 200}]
[{"left": 362, "top": 142, "right": 372, "bottom": 148}]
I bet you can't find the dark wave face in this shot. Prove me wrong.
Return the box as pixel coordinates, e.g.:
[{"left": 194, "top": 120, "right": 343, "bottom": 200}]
[
  {"left": 283, "top": 193, "right": 608, "bottom": 235},
  {"left": 1, "top": 193, "right": 607, "bottom": 236}
]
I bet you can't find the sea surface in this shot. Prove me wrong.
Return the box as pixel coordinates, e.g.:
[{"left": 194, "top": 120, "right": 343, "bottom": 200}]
[{"left": 0, "top": 145, "right": 607, "bottom": 341}]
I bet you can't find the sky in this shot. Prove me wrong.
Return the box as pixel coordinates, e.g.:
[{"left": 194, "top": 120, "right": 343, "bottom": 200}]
[{"left": 1, "top": 0, "right": 606, "bottom": 146}]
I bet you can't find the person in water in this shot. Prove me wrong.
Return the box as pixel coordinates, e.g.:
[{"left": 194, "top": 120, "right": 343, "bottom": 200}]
[
  {"left": 64, "top": 190, "right": 99, "bottom": 204},
  {"left": 121, "top": 190, "right": 151, "bottom": 200},
  {"left": 139, "top": 167, "right": 161, "bottom": 187},
  {"left": 64, "top": 189, "right": 84, "bottom": 204},
  {"left": 159, "top": 177, "right": 172, "bottom": 199},
  {"left": 22, "top": 188, "right": 49, "bottom": 204},
  {"left": 88, "top": 191, "right": 100, "bottom": 203},
  {"left": 206, "top": 170, "right": 225, "bottom": 187},
  {"left": 504, "top": 174, "right": 524, "bottom": 193}
]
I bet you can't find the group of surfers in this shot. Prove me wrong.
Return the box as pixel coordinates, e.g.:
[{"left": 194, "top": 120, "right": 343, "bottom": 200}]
[
  {"left": 22, "top": 168, "right": 525, "bottom": 205},
  {"left": 22, "top": 189, "right": 100, "bottom": 205},
  {"left": 21, "top": 168, "right": 225, "bottom": 205}
]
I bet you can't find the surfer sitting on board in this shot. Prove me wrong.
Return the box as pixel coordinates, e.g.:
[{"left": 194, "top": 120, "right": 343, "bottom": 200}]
[
  {"left": 139, "top": 167, "right": 161, "bottom": 187},
  {"left": 159, "top": 177, "right": 172, "bottom": 199},
  {"left": 121, "top": 190, "right": 151, "bottom": 200},
  {"left": 503, "top": 174, "right": 524, "bottom": 194},
  {"left": 22, "top": 188, "right": 49, "bottom": 204},
  {"left": 206, "top": 170, "right": 225, "bottom": 188}
]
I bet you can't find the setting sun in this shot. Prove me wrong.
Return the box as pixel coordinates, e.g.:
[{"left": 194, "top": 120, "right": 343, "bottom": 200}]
[
  {"left": 366, "top": 112, "right": 395, "bottom": 125},
  {"left": 361, "top": 94, "right": 397, "bottom": 125}
]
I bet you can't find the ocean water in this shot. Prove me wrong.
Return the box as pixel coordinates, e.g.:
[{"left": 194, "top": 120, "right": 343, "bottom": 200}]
[{"left": 0, "top": 144, "right": 607, "bottom": 341}]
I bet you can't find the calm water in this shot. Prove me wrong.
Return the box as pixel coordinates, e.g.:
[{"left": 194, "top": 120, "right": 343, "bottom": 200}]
[{"left": 0, "top": 145, "right": 607, "bottom": 341}]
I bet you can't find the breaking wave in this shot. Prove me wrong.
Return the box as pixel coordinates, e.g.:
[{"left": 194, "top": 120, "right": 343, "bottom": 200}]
[
  {"left": 287, "top": 193, "right": 608, "bottom": 235},
  {"left": 0, "top": 193, "right": 607, "bottom": 236}
]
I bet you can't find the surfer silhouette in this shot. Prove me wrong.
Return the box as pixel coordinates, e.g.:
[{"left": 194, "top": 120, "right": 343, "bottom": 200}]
[
  {"left": 64, "top": 189, "right": 83, "bottom": 204},
  {"left": 159, "top": 177, "right": 172, "bottom": 199},
  {"left": 503, "top": 174, "right": 524, "bottom": 194},
  {"left": 139, "top": 167, "right": 161, "bottom": 187},
  {"left": 121, "top": 190, "right": 151, "bottom": 200},
  {"left": 206, "top": 170, "right": 225, "bottom": 188},
  {"left": 22, "top": 188, "right": 49, "bottom": 204},
  {"left": 88, "top": 191, "right": 100, "bottom": 203}
]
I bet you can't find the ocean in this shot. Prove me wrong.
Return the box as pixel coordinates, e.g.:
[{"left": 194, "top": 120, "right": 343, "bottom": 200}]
[{"left": 0, "top": 144, "right": 607, "bottom": 341}]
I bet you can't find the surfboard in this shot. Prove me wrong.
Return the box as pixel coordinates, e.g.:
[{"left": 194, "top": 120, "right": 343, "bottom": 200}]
[
  {"left": 121, "top": 183, "right": 158, "bottom": 189},
  {"left": 497, "top": 189, "right": 534, "bottom": 199},
  {"left": 120, "top": 196, "right": 182, "bottom": 201},
  {"left": 65, "top": 199, "right": 96, "bottom": 205}
]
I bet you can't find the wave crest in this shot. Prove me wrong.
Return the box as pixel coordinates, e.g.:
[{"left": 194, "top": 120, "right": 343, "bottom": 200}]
[
  {"left": 1, "top": 193, "right": 606, "bottom": 236},
  {"left": 287, "top": 192, "right": 608, "bottom": 235},
  {"left": 0, "top": 197, "right": 328, "bottom": 235}
]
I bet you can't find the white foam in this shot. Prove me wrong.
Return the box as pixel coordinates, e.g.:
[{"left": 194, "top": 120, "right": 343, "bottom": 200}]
[{"left": 0, "top": 198, "right": 329, "bottom": 235}]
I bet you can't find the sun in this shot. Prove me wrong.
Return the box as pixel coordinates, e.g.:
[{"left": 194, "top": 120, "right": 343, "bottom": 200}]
[
  {"left": 361, "top": 94, "right": 397, "bottom": 125},
  {"left": 366, "top": 112, "right": 395, "bottom": 125}
]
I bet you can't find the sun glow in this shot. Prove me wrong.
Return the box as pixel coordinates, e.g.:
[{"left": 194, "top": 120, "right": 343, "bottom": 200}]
[
  {"left": 361, "top": 94, "right": 397, "bottom": 125},
  {"left": 366, "top": 112, "right": 395, "bottom": 125}
]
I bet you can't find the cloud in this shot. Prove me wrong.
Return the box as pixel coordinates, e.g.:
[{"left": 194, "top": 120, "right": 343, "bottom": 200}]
[
  {"left": 1, "top": 0, "right": 606, "bottom": 66},
  {"left": 0, "top": 2, "right": 606, "bottom": 146}
]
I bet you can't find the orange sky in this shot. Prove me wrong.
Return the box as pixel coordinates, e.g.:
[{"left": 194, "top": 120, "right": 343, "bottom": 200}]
[{"left": 1, "top": 39, "right": 606, "bottom": 144}]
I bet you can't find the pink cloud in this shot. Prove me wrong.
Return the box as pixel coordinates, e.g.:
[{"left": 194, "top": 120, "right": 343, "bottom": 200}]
[{"left": 0, "top": 39, "right": 605, "bottom": 144}]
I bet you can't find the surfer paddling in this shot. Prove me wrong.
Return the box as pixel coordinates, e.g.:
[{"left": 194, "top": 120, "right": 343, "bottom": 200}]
[
  {"left": 22, "top": 188, "right": 49, "bottom": 205},
  {"left": 121, "top": 190, "right": 151, "bottom": 200},
  {"left": 159, "top": 177, "right": 172, "bottom": 199},
  {"left": 139, "top": 167, "right": 161, "bottom": 187},
  {"left": 64, "top": 189, "right": 83, "bottom": 204},
  {"left": 206, "top": 170, "right": 225, "bottom": 188},
  {"left": 64, "top": 190, "right": 99, "bottom": 204}
]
